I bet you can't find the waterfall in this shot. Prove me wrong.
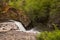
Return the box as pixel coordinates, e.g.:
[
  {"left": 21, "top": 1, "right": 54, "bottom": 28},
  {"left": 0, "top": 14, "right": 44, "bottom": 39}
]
[
  {"left": 9, "top": 20, "right": 39, "bottom": 33},
  {"left": 9, "top": 20, "right": 26, "bottom": 31}
]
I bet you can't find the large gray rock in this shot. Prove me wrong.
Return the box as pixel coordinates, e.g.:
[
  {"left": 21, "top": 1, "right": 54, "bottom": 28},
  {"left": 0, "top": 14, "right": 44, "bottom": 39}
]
[{"left": 0, "top": 30, "right": 37, "bottom": 40}]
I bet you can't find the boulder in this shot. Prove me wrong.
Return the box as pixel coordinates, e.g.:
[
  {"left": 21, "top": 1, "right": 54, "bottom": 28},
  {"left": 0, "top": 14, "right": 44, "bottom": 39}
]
[
  {"left": 0, "top": 22, "right": 19, "bottom": 32},
  {"left": 0, "top": 30, "right": 37, "bottom": 40}
]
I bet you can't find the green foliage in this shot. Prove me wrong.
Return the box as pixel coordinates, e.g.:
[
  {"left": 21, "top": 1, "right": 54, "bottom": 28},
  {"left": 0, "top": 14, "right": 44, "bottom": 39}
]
[
  {"left": 8, "top": 0, "right": 24, "bottom": 10},
  {"left": 37, "top": 30, "right": 60, "bottom": 40},
  {"left": 48, "top": 0, "right": 60, "bottom": 29},
  {"left": 24, "top": 0, "right": 51, "bottom": 24}
]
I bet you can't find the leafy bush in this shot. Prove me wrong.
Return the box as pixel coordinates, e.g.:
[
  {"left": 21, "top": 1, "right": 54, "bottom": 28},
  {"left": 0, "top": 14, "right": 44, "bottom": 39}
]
[
  {"left": 24, "top": 0, "right": 51, "bottom": 21},
  {"left": 8, "top": 0, "right": 24, "bottom": 10},
  {"left": 49, "top": 0, "right": 60, "bottom": 27},
  {"left": 37, "top": 30, "right": 60, "bottom": 40}
]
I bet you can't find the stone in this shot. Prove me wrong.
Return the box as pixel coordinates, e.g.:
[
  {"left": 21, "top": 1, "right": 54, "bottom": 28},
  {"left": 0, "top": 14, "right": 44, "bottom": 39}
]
[
  {"left": 0, "top": 22, "right": 19, "bottom": 32},
  {"left": 0, "top": 30, "right": 37, "bottom": 40}
]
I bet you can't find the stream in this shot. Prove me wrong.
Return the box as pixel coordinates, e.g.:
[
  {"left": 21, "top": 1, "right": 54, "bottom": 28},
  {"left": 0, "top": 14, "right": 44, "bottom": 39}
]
[{"left": 9, "top": 20, "right": 40, "bottom": 33}]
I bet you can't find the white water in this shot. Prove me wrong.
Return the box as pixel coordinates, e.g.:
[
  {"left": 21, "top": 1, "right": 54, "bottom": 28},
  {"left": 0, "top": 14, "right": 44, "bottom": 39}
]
[
  {"left": 9, "top": 20, "right": 40, "bottom": 33},
  {"left": 9, "top": 20, "right": 26, "bottom": 31}
]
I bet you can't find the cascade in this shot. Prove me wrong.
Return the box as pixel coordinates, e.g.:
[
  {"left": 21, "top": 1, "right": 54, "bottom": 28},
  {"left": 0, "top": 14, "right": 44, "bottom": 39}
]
[{"left": 9, "top": 20, "right": 39, "bottom": 33}]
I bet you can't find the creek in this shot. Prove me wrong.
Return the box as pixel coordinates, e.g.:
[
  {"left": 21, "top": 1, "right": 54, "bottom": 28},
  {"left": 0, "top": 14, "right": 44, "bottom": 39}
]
[{"left": 9, "top": 20, "right": 39, "bottom": 33}]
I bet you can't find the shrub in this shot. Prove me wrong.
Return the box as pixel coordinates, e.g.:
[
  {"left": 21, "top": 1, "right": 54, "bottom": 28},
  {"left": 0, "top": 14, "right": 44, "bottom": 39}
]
[{"left": 37, "top": 30, "right": 60, "bottom": 40}]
